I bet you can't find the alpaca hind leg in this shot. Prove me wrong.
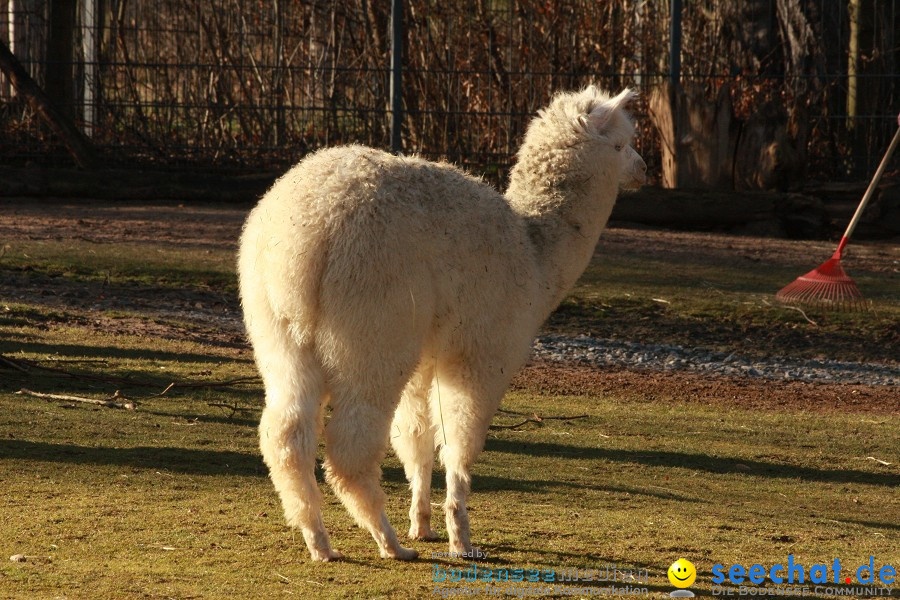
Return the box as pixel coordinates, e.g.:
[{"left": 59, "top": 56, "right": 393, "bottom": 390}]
[
  {"left": 391, "top": 366, "right": 439, "bottom": 541},
  {"left": 325, "top": 396, "right": 418, "bottom": 560},
  {"left": 433, "top": 364, "right": 504, "bottom": 557},
  {"left": 441, "top": 439, "right": 480, "bottom": 556},
  {"left": 254, "top": 326, "right": 339, "bottom": 561}
]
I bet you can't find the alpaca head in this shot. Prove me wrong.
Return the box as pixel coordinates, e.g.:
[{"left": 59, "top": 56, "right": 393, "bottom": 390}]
[
  {"left": 580, "top": 86, "right": 646, "bottom": 190},
  {"left": 530, "top": 85, "right": 647, "bottom": 190}
]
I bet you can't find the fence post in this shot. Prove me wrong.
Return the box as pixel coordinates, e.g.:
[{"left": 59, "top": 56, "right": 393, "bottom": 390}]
[
  {"left": 389, "top": 0, "right": 402, "bottom": 154},
  {"left": 81, "top": 0, "right": 97, "bottom": 136},
  {"left": 847, "top": 0, "right": 859, "bottom": 131}
]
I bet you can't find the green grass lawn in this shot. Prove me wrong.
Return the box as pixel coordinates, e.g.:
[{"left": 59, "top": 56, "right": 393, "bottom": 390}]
[
  {"left": 1, "top": 234, "right": 898, "bottom": 599},
  {"left": 0, "top": 239, "right": 237, "bottom": 292},
  {"left": 1, "top": 354, "right": 897, "bottom": 599}
]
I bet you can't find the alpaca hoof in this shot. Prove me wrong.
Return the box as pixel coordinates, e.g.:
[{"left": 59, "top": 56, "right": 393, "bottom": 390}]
[
  {"left": 408, "top": 526, "right": 440, "bottom": 541},
  {"left": 311, "top": 549, "right": 344, "bottom": 562},
  {"left": 449, "top": 542, "right": 470, "bottom": 555},
  {"left": 382, "top": 546, "right": 419, "bottom": 561}
]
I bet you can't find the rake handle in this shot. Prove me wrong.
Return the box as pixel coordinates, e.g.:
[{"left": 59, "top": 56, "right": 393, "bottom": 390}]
[{"left": 836, "top": 119, "right": 900, "bottom": 258}]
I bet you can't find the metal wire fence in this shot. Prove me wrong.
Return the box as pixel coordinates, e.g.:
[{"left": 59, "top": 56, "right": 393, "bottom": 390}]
[{"left": 1, "top": 0, "right": 898, "bottom": 187}]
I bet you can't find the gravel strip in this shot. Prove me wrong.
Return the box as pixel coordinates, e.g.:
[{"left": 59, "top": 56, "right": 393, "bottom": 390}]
[{"left": 532, "top": 334, "right": 900, "bottom": 387}]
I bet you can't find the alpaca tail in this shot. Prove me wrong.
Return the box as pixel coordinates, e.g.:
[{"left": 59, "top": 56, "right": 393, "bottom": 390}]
[{"left": 237, "top": 204, "right": 322, "bottom": 348}]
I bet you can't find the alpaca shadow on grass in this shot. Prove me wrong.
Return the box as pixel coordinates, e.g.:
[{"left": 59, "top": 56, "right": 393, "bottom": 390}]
[
  {"left": 2, "top": 439, "right": 707, "bottom": 502},
  {"left": 380, "top": 465, "right": 702, "bottom": 503},
  {"left": 485, "top": 439, "right": 900, "bottom": 487},
  {"left": 473, "top": 473, "right": 704, "bottom": 503}
]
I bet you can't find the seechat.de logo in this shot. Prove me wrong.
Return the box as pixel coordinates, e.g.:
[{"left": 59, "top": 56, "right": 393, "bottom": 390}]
[{"left": 711, "top": 555, "right": 896, "bottom": 586}]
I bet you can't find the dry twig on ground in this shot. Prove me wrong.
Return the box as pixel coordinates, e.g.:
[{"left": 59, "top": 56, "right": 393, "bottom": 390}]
[
  {"left": 3, "top": 354, "right": 261, "bottom": 412},
  {"left": 16, "top": 388, "right": 136, "bottom": 410},
  {"left": 207, "top": 401, "right": 254, "bottom": 419},
  {"left": 490, "top": 411, "right": 589, "bottom": 430}
]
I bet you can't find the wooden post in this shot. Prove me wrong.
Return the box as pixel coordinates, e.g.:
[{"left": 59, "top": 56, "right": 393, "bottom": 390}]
[
  {"left": 389, "top": 0, "right": 402, "bottom": 154},
  {"left": 847, "top": 0, "right": 859, "bottom": 131},
  {"left": 0, "top": 0, "right": 10, "bottom": 99},
  {"left": 667, "top": 0, "right": 682, "bottom": 188},
  {"left": 0, "top": 39, "right": 97, "bottom": 168},
  {"left": 81, "top": 0, "right": 98, "bottom": 136}
]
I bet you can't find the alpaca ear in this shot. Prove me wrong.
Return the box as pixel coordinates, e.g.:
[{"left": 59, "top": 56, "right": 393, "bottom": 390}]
[
  {"left": 581, "top": 83, "right": 600, "bottom": 98},
  {"left": 586, "top": 88, "right": 637, "bottom": 133}
]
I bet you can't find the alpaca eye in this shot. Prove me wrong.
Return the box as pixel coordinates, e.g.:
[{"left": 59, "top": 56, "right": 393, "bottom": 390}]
[{"left": 614, "top": 144, "right": 622, "bottom": 152}]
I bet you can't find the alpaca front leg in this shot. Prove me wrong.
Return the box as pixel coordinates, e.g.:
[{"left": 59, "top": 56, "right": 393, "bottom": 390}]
[
  {"left": 391, "top": 371, "right": 439, "bottom": 541},
  {"left": 444, "top": 468, "right": 474, "bottom": 555},
  {"left": 408, "top": 457, "right": 438, "bottom": 540},
  {"left": 433, "top": 367, "right": 502, "bottom": 559},
  {"left": 439, "top": 424, "right": 485, "bottom": 556},
  {"left": 394, "top": 428, "right": 437, "bottom": 540}
]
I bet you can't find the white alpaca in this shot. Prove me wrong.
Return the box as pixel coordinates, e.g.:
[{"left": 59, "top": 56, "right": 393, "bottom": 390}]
[{"left": 238, "top": 86, "right": 646, "bottom": 562}]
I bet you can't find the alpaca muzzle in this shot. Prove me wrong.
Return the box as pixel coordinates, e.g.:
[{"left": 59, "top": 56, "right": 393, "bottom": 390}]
[{"left": 623, "top": 155, "right": 647, "bottom": 190}]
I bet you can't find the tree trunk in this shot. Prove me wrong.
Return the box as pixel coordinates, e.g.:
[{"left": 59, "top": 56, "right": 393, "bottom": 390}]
[
  {"left": 0, "top": 39, "right": 96, "bottom": 168},
  {"left": 45, "top": 0, "right": 76, "bottom": 119},
  {"left": 733, "top": 101, "right": 802, "bottom": 191},
  {"left": 774, "top": 0, "right": 822, "bottom": 180},
  {"left": 649, "top": 81, "right": 737, "bottom": 189}
]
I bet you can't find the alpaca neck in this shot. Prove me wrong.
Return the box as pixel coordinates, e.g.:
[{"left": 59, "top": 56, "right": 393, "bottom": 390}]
[{"left": 506, "top": 147, "right": 619, "bottom": 319}]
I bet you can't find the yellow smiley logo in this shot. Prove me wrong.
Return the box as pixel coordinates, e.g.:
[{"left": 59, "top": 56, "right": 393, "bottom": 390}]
[{"left": 668, "top": 558, "right": 697, "bottom": 588}]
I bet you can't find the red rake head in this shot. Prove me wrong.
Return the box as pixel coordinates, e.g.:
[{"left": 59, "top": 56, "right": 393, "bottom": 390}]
[{"left": 775, "top": 256, "right": 870, "bottom": 312}]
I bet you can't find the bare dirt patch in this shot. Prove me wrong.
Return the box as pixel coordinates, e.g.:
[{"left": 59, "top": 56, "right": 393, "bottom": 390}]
[
  {"left": 598, "top": 226, "right": 899, "bottom": 274},
  {"left": 0, "top": 199, "right": 246, "bottom": 250}
]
